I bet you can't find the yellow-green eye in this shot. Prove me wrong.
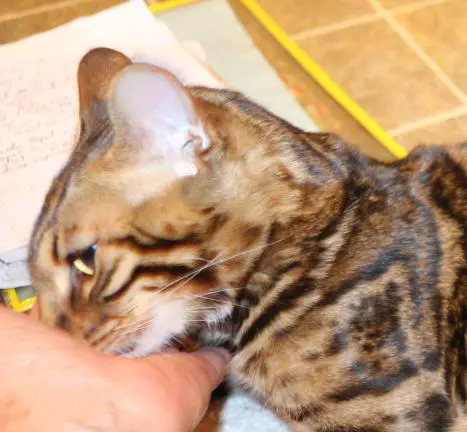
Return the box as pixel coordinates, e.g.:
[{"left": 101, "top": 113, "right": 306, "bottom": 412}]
[
  {"left": 73, "top": 258, "right": 94, "bottom": 276},
  {"left": 72, "top": 244, "right": 96, "bottom": 276}
]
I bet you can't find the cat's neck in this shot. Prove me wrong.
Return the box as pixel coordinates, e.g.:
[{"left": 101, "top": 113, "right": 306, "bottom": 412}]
[{"left": 191, "top": 92, "right": 361, "bottom": 226}]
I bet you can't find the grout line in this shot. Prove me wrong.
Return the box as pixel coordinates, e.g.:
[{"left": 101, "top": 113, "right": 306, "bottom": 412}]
[
  {"left": 292, "top": 13, "right": 380, "bottom": 41},
  {"left": 368, "top": 0, "right": 467, "bottom": 104},
  {"left": 0, "top": 0, "right": 98, "bottom": 24},
  {"left": 291, "top": 0, "right": 448, "bottom": 41},
  {"left": 391, "top": 0, "right": 449, "bottom": 16},
  {"left": 388, "top": 105, "right": 467, "bottom": 136}
]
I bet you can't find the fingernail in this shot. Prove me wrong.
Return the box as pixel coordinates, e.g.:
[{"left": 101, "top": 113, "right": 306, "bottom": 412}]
[{"left": 198, "top": 348, "right": 231, "bottom": 372}]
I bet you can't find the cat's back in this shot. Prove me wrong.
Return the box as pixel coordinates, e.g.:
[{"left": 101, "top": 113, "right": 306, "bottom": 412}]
[
  {"left": 400, "top": 142, "right": 466, "bottom": 198},
  {"left": 325, "top": 142, "right": 467, "bottom": 429},
  {"left": 309, "top": 143, "right": 466, "bottom": 430},
  {"left": 395, "top": 143, "right": 466, "bottom": 299},
  {"left": 399, "top": 142, "right": 467, "bottom": 417}
]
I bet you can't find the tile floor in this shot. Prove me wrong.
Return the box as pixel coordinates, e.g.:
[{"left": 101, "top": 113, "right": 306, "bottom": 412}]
[
  {"left": 256, "top": 0, "right": 467, "bottom": 151},
  {"left": 0, "top": 0, "right": 124, "bottom": 43}
]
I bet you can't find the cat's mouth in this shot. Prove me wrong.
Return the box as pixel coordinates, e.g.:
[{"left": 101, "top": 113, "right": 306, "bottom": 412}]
[
  {"left": 103, "top": 297, "right": 227, "bottom": 358},
  {"left": 110, "top": 340, "right": 176, "bottom": 357},
  {"left": 108, "top": 333, "right": 198, "bottom": 358},
  {"left": 115, "top": 341, "right": 138, "bottom": 356}
]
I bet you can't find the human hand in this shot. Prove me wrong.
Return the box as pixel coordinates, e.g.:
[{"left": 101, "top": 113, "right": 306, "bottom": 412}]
[{"left": 0, "top": 306, "right": 229, "bottom": 432}]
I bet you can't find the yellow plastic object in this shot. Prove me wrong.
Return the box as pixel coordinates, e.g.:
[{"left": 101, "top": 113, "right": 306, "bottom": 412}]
[
  {"left": 148, "top": 0, "right": 198, "bottom": 14},
  {"left": 3, "top": 288, "right": 36, "bottom": 313}
]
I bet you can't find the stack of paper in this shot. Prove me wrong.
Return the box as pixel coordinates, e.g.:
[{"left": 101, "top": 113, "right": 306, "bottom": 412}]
[{"left": 0, "top": 0, "right": 222, "bottom": 289}]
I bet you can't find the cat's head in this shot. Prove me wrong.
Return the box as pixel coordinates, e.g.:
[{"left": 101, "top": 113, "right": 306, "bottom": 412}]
[{"left": 29, "top": 48, "right": 341, "bottom": 356}]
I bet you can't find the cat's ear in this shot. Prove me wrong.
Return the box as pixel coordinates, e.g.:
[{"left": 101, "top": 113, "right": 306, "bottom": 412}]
[
  {"left": 77, "top": 48, "right": 132, "bottom": 134},
  {"left": 108, "top": 63, "right": 208, "bottom": 173}
]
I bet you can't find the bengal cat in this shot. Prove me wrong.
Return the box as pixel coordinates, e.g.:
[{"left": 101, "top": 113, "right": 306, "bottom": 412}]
[{"left": 29, "top": 48, "right": 466, "bottom": 432}]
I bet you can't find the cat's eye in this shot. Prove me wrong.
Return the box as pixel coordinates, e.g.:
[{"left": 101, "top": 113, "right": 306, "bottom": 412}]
[{"left": 72, "top": 244, "right": 97, "bottom": 276}]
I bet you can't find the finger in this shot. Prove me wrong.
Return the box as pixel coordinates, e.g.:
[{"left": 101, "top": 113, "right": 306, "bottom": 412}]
[
  {"left": 0, "top": 305, "right": 92, "bottom": 359},
  {"left": 29, "top": 302, "right": 39, "bottom": 320},
  {"left": 141, "top": 348, "right": 230, "bottom": 429}
]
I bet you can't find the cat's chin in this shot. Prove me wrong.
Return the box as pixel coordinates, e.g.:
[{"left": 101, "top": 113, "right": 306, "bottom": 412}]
[
  {"left": 114, "top": 297, "right": 193, "bottom": 357},
  {"left": 107, "top": 335, "right": 181, "bottom": 358},
  {"left": 114, "top": 298, "right": 233, "bottom": 358}
]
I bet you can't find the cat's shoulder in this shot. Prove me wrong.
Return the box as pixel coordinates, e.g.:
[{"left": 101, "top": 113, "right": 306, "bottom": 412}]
[{"left": 403, "top": 142, "right": 466, "bottom": 173}]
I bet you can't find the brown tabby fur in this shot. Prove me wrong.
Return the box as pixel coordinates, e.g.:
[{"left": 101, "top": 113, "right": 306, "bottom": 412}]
[{"left": 29, "top": 48, "right": 467, "bottom": 431}]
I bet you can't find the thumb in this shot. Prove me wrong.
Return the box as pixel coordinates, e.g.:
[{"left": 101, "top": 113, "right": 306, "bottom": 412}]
[{"left": 140, "top": 348, "right": 230, "bottom": 430}]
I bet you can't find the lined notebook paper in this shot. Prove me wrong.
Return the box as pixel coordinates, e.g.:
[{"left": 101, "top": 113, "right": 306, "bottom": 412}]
[{"left": 0, "top": 0, "right": 221, "bottom": 286}]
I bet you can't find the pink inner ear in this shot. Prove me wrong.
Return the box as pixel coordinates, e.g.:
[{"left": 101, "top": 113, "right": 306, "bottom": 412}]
[
  {"left": 109, "top": 64, "right": 199, "bottom": 145},
  {"left": 106, "top": 64, "right": 207, "bottom": 190},
  {"left": 108, "top": 64, "right": 206, "bottom": 164}
]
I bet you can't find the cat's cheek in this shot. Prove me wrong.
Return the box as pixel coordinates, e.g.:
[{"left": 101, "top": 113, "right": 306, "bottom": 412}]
[{"left": 129, "top": 297, "right": 191, "bottom": 357}]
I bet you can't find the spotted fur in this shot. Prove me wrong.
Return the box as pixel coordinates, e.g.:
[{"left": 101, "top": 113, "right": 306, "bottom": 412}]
[{"left": 29, "top": 48, "right": 466, "bottom": 431}]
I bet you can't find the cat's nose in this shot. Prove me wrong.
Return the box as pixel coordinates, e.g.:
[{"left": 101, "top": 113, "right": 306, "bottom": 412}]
[
  {"left": 66, "top": 313, "right": 101, "bottom": 341},
  {"left": 47, "top": 311, "right": 84, "bottom": 335},
  {"left": 50, "top": 310, "right": 100, "bottom": 341},
  {"left": 55, "top": 312, "right": 71, "bottom": 331}
]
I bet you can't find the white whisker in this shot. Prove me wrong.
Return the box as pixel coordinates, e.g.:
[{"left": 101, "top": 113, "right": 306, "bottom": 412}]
[
  {"left": 102, "top": 239, "right": 282, "bottom": 345},
  {"left": 191, "top": 257, "right": 214, "bottom": 263},
  {"left": 160, "top": 238, "right": 283, "bottom": 300},
  {"left": 157, "top": 252, "right": 224, "bottom": 295},
  {"left": 163, "top": 238, "right": 283, "bottom": 295},
  {"left": 193, "top": 294, "right": 249, "bottom": 310},
  {"left": 119, "top": 320, "right": 152, "bottom": 334},
  {"left": 189, "top": 287, "right": 235, "bottom": 297},
  {"left": 213, "top": 240, "right": 280, "bottom": 263}
]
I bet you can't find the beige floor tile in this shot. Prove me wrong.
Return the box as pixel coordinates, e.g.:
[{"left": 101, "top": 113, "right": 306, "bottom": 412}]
[
  {"left": 395, "top": 114, "right": 467, "bottom": 150},
  {"left": 0, "top": 0, "right": 123, "bottom": 43},
  {"left": 396, "top": 0, "right": 467, "bottom": 95},
  {"left": 0, "top": 0, "right": 70, "bottom": 17},
  {"left": 299, "top": 20, "right": 460, "bottom": 131},
  {"left": 256, "top": 0, "right": 375, "bottom": 35}
]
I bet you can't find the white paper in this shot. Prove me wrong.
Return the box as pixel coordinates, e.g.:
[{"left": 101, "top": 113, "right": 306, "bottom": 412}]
[{"left": 0, "top": 0, "right": 221, "bottom": 257}]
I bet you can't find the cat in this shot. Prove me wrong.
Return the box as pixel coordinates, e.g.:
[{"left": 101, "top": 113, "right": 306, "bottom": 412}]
[{"left": 29, "top": 47, "right": 466, "bottom": 432}]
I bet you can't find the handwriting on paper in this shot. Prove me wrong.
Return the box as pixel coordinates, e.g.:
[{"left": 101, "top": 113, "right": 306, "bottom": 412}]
[{"left": 0, "top": 62, "right": 78, "bottom": 177}]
